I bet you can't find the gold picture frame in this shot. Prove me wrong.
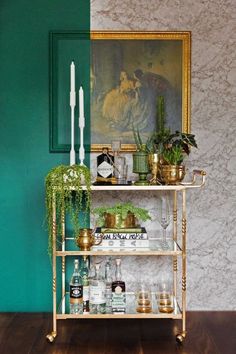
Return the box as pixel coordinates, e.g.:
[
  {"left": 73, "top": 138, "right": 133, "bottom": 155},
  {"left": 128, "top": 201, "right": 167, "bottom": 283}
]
[{"left": 91, "top": 31, "right": 191, "bottom": 152}]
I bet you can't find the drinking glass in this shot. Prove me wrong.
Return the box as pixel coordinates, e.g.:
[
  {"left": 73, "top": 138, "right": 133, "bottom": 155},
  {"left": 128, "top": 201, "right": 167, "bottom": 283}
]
[
  {"left": 157, "top": 192, "right": 170, "bottom": 249},
  {"left": 156, "top": 277, "right": 174, "bottom": 313},
  {"left": 135, "top": 284, "right": 152, "bottom": 313}
]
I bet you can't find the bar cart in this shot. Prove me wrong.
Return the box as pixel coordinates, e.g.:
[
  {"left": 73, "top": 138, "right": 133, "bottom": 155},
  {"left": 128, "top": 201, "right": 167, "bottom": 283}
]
[{"left": 46, "top": 169, "right": 206, "bottom": 344}]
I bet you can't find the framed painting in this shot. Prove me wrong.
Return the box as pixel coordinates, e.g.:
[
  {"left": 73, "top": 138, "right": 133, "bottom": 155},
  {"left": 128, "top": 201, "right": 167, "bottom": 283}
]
[
  {"left": 50, "top": 31, "right": 191, "bottom": 152},
  {"left": 91, "top": 31, "right": 191, "bottom": 152}
]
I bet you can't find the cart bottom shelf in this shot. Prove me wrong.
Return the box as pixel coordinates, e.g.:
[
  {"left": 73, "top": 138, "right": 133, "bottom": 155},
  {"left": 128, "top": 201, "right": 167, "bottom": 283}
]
[{"left": 57, "top": 293, "right": 182, "bottom": 319}]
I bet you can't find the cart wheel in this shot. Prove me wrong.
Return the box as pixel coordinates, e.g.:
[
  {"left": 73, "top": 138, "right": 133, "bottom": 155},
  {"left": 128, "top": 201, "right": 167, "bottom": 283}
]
[
  {"left": 176, "top": 333, "right": 185, "bottom": 344},
  {"left": 46, "top": 332, "right": 57, "bottom": 343}
]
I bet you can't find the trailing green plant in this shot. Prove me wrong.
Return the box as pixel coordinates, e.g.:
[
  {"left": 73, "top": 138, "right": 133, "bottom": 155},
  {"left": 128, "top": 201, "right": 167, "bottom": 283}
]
[
  {"left": 45, "top": 164, "right": 91, "bottom": 257},
  {"left": 93, "top": 202, "right": 151, "bottom": 227}
]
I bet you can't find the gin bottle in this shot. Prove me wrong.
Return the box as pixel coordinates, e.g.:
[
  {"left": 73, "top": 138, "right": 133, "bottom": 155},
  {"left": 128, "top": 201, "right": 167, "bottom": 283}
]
[
  {"left": 70, "top": 259, "right": 83, "bottom": 314},
  {"left": 112, "top": 258, "right": 126, "bottom": 314},
  {"left": 89, "top": 263, "right": 106, "bottom": 314},
  {"left": 97, "top": 147, "right": 114, "bottom": 179},
  {"left": 81, "top": 256, "right": 90, "bottom": 314},
  {"left": 105, "top": 258, "right": 113, "bottom": 314}
]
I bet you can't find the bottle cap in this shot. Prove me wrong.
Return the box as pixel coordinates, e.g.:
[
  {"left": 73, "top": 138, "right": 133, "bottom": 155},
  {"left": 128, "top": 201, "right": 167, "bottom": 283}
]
[{"left": 102, "top": 147, "right": 109, "bottom": 153}]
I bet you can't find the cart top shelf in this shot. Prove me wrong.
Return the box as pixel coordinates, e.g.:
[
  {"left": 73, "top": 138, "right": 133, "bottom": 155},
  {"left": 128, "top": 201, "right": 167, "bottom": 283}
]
[{"left": 51, "top": 170, "right": 206, "bottom": 191}]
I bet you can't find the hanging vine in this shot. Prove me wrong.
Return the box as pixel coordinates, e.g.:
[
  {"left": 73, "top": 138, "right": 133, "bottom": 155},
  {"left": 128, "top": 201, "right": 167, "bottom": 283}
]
[{"left": 45, "top": 165, "right": 91, "bottom": 257}]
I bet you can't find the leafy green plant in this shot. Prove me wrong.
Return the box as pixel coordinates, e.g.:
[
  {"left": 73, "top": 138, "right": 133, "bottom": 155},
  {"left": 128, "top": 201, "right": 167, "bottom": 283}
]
[
  {"left": 167, "top": 131, "right": 198, "bottom": 154},
  {"left": 161, "top": 131, "right": 198, "bottom": 165},
  {"left": 162, "top": 145, "right": 184, "bottom": 165},
  {"left": 93, "top": 202, "right": 151, "bottom": 227},
  {"left": 132, "top": 95, "right": 198, "bottom": 163},
  {"left": 132, "top": 124, "right": 148, "bottom": 152},
  {"left": 133, "top": 96, "right": 171, "bottom": 154},
  {"left": 45, "top": 164, "right": 91, "bottom": 257}
]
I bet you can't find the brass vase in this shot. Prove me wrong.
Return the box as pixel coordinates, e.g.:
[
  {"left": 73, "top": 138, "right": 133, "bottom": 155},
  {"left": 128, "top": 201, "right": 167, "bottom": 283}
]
[
  {"left": 76, "top": 228, "right": 103, "bottom": 251},
  {"left": 133, "top": 151, "right": 149, "bottom": 186},
  {"left": 160, "top": 165, "right": 185, "bottom": 185},
  {"left": 148, "top": 153, "right": 162, "bottom": 185}
]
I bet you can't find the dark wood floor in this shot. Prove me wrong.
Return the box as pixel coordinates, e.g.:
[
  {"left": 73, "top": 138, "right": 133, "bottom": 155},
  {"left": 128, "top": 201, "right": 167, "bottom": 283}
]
[{"left": 0, "top": 312, "right": 235, "bottom": 354}]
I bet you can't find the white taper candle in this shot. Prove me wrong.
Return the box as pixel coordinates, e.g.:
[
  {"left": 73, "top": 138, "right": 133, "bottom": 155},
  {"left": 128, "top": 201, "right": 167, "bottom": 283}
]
[
  {"left": 79, "top": 86, "right": 85, "bottom": 165},
  {"left": 70, "top": 61, "right": 76, "bottom": 166},
  {"left": 70, "top": 61, "right": 75, "bottom": 92},
  {"left": 79, "top": 86, "right": 84, "bottom": 119}
]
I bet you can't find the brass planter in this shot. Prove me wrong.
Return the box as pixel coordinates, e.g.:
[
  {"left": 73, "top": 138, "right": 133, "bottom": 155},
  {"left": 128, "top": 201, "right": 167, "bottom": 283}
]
[
  {"left": 160, "top": 165, "right": 185, "bottom": 185},
  {"left": 104, "top": 212, "right": 137, "bottom": 228}
]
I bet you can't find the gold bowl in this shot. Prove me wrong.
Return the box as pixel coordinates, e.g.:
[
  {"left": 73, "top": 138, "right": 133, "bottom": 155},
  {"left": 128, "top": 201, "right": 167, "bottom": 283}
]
[{"left": 160, "top": 165, "right": 185, "bottom": 185}]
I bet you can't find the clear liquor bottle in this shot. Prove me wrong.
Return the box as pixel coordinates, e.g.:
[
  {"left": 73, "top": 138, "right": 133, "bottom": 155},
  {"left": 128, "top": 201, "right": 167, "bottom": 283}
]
[
  {"left": 112, "top": 258, "right": 126, "bottom": 314},
  {"left": 89, "top": 263, "right": 106, "bottom": 314},
  {"left": 81, "top": 256, "right": 90, "bottom": 314},
  {"left": 105, "top": 258, "right": 112, "bottom": 314},
  {"left": 70, "top": 259, "right": 83, "bottom": 314}
]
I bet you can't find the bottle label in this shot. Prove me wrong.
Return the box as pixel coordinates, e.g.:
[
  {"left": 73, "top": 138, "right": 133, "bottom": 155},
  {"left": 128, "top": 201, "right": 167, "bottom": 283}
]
[
  {"left": 90, "top": 284, "right": 106, "bottom": 304},
  {"left": 97, "top": 161, "right": 113, "bottom": 178},
  {"left": 112, "top": 286, "right": 126, "bottom": 313},
  {"left": 70, "top": 285, "right": 83, "bottom": 304}
]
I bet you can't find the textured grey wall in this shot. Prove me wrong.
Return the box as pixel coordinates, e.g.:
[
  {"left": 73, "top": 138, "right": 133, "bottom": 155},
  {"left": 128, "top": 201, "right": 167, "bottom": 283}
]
[{"left": 91, "top": 0, "right": 236, "bottom": 310}]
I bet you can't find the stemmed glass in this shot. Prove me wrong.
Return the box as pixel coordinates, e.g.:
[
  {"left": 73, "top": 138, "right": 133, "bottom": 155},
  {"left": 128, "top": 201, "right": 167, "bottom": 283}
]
[{"left": 158, "top": 192, "right": 170, "bottom": 249}]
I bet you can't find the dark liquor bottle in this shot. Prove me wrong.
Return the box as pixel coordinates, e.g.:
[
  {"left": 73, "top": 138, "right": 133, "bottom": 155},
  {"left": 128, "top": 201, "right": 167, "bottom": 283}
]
[
  {"left": 112, "top": 258, "right": 126, "bottom": 314},
  {"left": 97, "top": 147, "right": 114, "bottom": 179},
  {"left": 70, "top": 259, "right": 83, "bottom": 314}
]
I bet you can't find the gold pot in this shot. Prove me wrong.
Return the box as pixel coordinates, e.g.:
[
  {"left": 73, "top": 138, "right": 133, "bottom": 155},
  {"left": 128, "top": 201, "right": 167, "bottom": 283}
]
[
  {"left": 160, "top": 165, "right": 185, "bottom": 185},
  {"left": 76, "top": 228, "right": 102, "bottom": 251},
  {"left": 104, "top": 212, "right": 136, "bottom": 228}
]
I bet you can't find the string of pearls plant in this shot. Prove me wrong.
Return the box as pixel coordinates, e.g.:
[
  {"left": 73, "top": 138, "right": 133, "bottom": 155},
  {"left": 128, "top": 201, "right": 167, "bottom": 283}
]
[{"left": 45, "top": 165, "right": 91, "bottom": 257}]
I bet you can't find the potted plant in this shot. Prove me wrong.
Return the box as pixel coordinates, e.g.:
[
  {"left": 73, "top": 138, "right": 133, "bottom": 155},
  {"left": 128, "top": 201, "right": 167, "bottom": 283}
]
[
  {"left": 45, "top": 164, "right": 91, "bottom": 256},
  {"left": 160, "top": 131, "right": 198, "bottom": 184},
  {"left": 133, "top": 96, "right": 171, "bottom": 185},
  {"left": 93, "top": 202, "right": 151, "bottom": 229},
  {"left": 143, "top": 96, "right": 197, "bottom": 185}
]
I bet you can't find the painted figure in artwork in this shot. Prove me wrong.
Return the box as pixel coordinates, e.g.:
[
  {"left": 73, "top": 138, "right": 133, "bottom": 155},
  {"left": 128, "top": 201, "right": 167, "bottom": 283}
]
[
  {"left": 91, "top": 39, "right": 183, "bottom": 144},
  {"left": 102, "top": 68, "right": 172, "bottom": 133}
]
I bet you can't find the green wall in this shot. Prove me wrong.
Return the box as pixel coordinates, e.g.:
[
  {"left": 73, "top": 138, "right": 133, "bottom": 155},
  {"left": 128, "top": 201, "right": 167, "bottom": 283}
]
[{"left": 0, "top": 0, "right": 90, "bottom": 311}]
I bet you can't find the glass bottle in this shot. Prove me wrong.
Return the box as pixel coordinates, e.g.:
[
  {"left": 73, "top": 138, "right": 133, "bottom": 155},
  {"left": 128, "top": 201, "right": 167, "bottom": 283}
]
[
  {"left": 70, "top": 259, "right": 83, "bottom": 314},
  {"left": 112, "top": 258, "right": 126, "bottom": 314},
  {"left": 97, "top": 147, "right": 114, "bottom": 179},
  {"left": 105, "top": 258, "right": 113, "bottom": 314},
  {"left": 81, "top": 256, "right": 90, "bottom": 314},
  {"left": 111, "top": 140, "right": 127, "bottom": 184},
  {"left": 89, "top": 263, "right": 106, "bottom": 314}
]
